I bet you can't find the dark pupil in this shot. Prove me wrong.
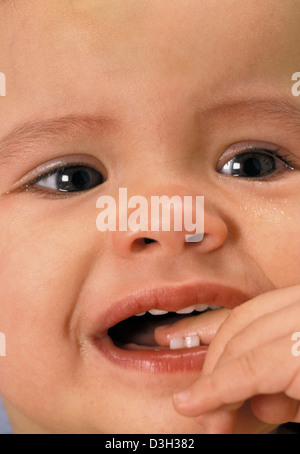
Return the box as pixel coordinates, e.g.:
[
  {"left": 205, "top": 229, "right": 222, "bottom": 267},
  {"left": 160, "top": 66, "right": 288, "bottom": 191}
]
[
  {"left": 243, "top": 158, "right": 262, "bottom": 177},
  {"left": 72, "top": 170, "right": 90, "bottom": 189},
  {"left": 56, "top": 167, "right": 101, "bottom": 192}
]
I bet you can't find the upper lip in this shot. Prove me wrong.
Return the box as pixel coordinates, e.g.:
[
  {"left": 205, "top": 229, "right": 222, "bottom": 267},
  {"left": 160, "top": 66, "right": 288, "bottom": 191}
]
[{"left": 92, "top": 281, "right": 252, "bottom": 339}]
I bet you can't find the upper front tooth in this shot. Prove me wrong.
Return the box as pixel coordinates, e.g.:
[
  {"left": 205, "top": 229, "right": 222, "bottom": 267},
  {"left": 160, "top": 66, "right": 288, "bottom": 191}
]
[
  {"left": 195, "top": 304, "right": 209, "bottom": 312},
  {"left": 176, "top": 306, "right": 195, "bottom": 314},
  {"left": 148, "top": 309, "right": 168, "bottom": 315}
]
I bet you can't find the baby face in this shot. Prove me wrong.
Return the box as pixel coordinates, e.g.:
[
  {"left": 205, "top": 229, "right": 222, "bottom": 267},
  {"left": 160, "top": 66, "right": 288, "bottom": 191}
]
[{"left": 1, "top": 0, "right": 300, "bottom": 434}]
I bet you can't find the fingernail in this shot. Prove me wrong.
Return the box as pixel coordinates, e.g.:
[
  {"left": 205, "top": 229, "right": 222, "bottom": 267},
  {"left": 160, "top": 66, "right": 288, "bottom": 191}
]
[{"left": 173, "top": 390, "right": 191, "bottom": 405}]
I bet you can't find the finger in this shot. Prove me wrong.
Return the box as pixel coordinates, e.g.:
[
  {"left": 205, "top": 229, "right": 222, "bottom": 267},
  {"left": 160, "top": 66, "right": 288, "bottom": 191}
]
[
  {"left": 154, "top": 308, "right": 231, "bottom": 347},
  {"left": 197, "top": 400, "right": 276, "bottom": 434},
  {"left": 173, "top": 336, "right": 298, "bottom": 417},
  {"left": 202, "top": 285, "right": 300, "bottom": 375},
  {"left": 201, "top": 409, "right": 238, "bottom": 434},
  {"left": 250, "top": 393, "right": 299, "bottom": 425},
  {"left": 290, "top": 402, "right": 300, "bottom": 423},
  {"left": 215, "top": 301, "right": 300, "bottom": 368}
]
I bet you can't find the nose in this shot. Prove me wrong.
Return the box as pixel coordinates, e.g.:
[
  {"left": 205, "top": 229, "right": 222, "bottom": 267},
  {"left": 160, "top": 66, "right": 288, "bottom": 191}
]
[{"left": 105, "top": 187, "right": 228, "bottom": 258}]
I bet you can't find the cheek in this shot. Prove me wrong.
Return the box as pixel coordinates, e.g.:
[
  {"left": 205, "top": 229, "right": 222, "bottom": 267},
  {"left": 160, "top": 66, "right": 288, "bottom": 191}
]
[
  {"left": 0, "top": 198, "right": 98, "bottom": 425},
  {"left": 239, "top": 201, "right": 300, "bottom": 287}
]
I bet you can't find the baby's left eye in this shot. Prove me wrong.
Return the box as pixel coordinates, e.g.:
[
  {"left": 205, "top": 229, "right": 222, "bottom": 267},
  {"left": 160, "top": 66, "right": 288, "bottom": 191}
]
[
  {"left": 31, "top": 165, "right": 105, "bottom": 193},
  {"left": 218, "top": 150, "right": 292, "bottom": 178}
]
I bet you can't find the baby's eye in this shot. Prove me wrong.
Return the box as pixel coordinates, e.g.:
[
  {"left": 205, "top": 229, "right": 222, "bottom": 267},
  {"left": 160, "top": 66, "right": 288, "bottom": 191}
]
[
  {"left": 218, "top": 150, "right": 292, "bottom": 178},
  {"left": 31, "top": 165, "right": 105, "bottom": 193}
]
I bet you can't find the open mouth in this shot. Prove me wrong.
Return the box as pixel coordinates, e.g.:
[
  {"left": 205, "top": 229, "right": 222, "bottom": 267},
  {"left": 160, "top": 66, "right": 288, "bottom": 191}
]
[
  {"left": 91, "top": 282, "right": 250, "bottom": 373},
  {"left": 108, "top": 304, "right": 221, "bottom": 351}
]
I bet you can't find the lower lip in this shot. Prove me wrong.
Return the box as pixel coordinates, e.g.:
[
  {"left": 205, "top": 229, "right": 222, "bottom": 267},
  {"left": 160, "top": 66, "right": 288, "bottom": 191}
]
[{"left": 95, "top": 336, "right": 208, "bottom": 373}]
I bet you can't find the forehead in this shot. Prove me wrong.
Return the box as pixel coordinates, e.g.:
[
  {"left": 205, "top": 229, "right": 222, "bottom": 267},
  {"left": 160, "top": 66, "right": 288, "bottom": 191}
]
[
  {"left": 0, "top": 0, "right": 300, "bottom": 131},
  {"left": 1, "top": 1, "right": 299, "bottom": 73}
]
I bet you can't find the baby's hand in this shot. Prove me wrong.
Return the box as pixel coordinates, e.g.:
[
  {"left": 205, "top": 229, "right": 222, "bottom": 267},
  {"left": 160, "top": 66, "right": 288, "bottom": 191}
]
[{"left": 159, "top": 286, "right": 300, "bottom": 434}]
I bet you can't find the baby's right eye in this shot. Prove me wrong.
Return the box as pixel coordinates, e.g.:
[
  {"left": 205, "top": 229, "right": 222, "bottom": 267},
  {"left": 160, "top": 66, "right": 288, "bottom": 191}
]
[{"left": 29, "top": 165, "right": 106, "bottom": 194}]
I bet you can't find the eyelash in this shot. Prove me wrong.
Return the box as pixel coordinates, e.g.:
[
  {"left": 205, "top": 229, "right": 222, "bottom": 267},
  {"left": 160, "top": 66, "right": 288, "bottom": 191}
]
[
  {"left": 28, "top": 164, "right": 71, "bottom": 184},
  {"left": 20, "top": 161, "right": 99, "bottom": 200},
  {"left": 23, "top": 187, "right": 75, "bottom": 200},
  {"left": 221, "top": 147, "right": 296, "bottom": 181},
  {"left": 253, "top": 148, "right": 295, "bottom": 168},
  {"left": 18, "top": 146, "right": 297, "bottom": 200}
]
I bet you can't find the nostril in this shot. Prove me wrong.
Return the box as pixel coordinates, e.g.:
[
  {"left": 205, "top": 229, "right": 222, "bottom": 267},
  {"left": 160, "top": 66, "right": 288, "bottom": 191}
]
[
  {"left": 143, "top": 238, "right": 157, "bottom": 245},
  {"left": 131, "top": 237, "right": 158, "bottom": 252}
]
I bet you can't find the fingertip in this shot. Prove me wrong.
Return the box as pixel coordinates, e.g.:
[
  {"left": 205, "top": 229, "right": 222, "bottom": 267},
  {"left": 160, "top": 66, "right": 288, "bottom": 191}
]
[
  {"left": 153, "top": 324, "right": 171, "bottom": 347},
  {"left": 173, "top": 389, "right": 192, "bottom": 407}
]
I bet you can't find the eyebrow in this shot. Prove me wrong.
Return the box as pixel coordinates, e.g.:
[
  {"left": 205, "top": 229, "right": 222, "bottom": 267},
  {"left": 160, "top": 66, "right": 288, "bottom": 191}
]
[
  {"left": 0, "top": 115, "right": 117, "bottom": 165},
  {"left": 202, "top": 96, "right": 300, "bottom": 134},
  {"left": 1, "top": 97, "right": 300, "bottom": 165}
]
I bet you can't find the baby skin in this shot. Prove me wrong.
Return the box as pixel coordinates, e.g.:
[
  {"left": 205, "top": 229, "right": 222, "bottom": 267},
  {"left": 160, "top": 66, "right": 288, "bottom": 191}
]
[{"left": 1, "top": 0, "right": 300, "bottom": 434}]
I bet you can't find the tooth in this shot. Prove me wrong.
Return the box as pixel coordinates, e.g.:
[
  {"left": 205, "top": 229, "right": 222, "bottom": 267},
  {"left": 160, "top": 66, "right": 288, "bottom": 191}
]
[
  {"left": 209, "top": 305, "right": 222, "bottom": 310},
  {"left": 135, "top": 312, "right": 146, "bottom": 317},
  {"left": 148, "top": 309, "right": 168, "bottom": 315},
  {"left": 195, "top": 304, "right": 209, "bottom": 312},
  {"left": 169, "top": 335, "right": 201, "bottom": 350},
  {"left": 170, "top": 337, "right": 185, "bottom": 350},
  {"left": 176, "top": 306, "right": 195, "bottom": 314},
  {"left": 184, "top": 335, "right": 200, "bottom": 348}
]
